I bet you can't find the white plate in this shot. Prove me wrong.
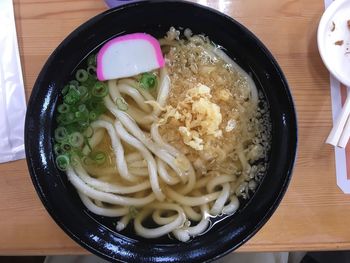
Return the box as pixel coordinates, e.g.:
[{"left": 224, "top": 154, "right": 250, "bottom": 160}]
[{"left": 318, "top": 0, "right": 350, "bottom": 87}]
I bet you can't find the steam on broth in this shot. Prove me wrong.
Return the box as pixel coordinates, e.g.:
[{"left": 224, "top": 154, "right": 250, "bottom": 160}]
[{"left": 54, "top": 28, "right": 271, "bottom": 242}]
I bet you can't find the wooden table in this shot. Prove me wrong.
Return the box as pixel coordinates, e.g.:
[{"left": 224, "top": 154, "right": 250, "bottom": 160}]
[{"left": 1, "top": 0, "right": 347, "bottom": 255}]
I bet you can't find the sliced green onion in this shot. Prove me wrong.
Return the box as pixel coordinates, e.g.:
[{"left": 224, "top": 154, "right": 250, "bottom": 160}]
[
  {"left": 87, "top": 66, "right": 97, "bottom": 76},
  {"left": 56, "top": 155, "right": 70, "bottom": 171},
  {"left": 87, "top": 54, "right": 96, "bottom": 67},
  {"left": 68, "top": 132, "right": 84, "bottom": 148},
  {"left": 67, "top": 104, "right": 78, "bottom": 113},
  {"left": 84, "top": 126, "right": 94, "bottom": 138},
  {"left": 82, "top": 156, "right": 93, "bottom": 166},
  {"left": 78, "top": 120, "right": 90, "bottom": 128},
  {"left": 61, "top": 142, "right": 72, "bottom": 152},
  {"left": 62, "top": 85, "right": 70, "bottom": 95},
  {"left": 87, "top": 99, "right": 99, "bottom": 110},
  {"left": 57, "top": 103, "right": 70, "bottom": 114},
  {"left": 64, "top": 86, "right": 81, "bottom": 105},
  {"left": 92, "top": 82, "right": 108, "bottom": 98},
  {"left": 75, "top": 104, "right": 89, "bottom": 120},
  {"left": 78, "top": 104, "right": 87, "bottom": 113},
  {"left": 139, "top": 72, "right": 157, "bottom": 90},
  {"left": 67, "top": 112, "right": 76, "bottom": 122},
  {"left": 89, "top": 111, "right": 97, "bottom": 121},
  {"left": 88, "top": 100, "right": 106, "bottom": 115},
  {"left": 69, "top": 80, "right": 79, "bottom": 87},
  {"left": 78, "top": 86, "right": 88, "bottom": 97},
  {"left": 54, "top": 144, "right": 64, "bottom": 155},
  {"left": 91, "top": 151, "right": 106, "bottom": 165},
  {"left": 76, "top": 69, "right": 89, "bottom": 82},
  {"left": 82, "top": 75, "right": 97, "bottom": 89},
  {"left": 56, "top": 114, "right": 64, "bottom": 124},
  {"left": 60, "top": 112, "right": 76, "bottom": 125},
  {"left": 116, "top": 97, "right": 128, "bottom": 111},
  {"left": 54, "top": 127, "right": 67, "bottom": 142},
  {"left": 75, "top": 112, "right": 88, "bottom": 122},
  {"left": 55, "top": 54, "right": 110, "bottom": 161},
  {"left": 70, "top": 155, "right": 80, "bottom": 167},
  {"left": 64, "top": 123, "right": 80, "bottom": 134}
]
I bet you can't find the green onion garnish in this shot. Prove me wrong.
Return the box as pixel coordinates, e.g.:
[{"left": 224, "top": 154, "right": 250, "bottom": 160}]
[
  {"left": 76, "top": 69, "right": 89, "bottom": 83},
  {"left": 87, "top": 66, "right": 97, "bottom": 76},
  {"left": 59, "top": 112, "right": 75, "bottom": 125},
  {"left": 92, "top": 82, "right": 108, "bottom": 98},
  {"left": 139, "top": 72, "right": 157, "bottom": 90},
  {"left": 78, "top": 120, "right": 90, "bottom": 128},
  {"left": 54, "top": 127, "right": 67, "bottom": 142},
  {"left": 92, "top": 151, "right": 107, "bottom": 165},
  {"left": 54, "top": 144, "right": 63, "bottom": 155},
  {"left": 87, "top": 54, "right": 97, "bottom": 67},
  {"left": 78, "top": 104, "right": 87, "bottom": 113},
  {"left": 68, "top": 132, "right": 84, "bottom": 148},
  {"left": 61, "top": 142, "right": 72, "bottom": 152},
  {"left": 64, "top": 87, "right": 81, "bottom": 105},
  {"left": 75, "top": 105, "right": 89, "bottom": 122},
  {"left": 84, "top": 126, "right": 94, "bottom": 138},
  {"left": 116, "top": 97, "right": 128, "bottom": 111},
  {"left": 62, "top": 85, "right": 70, "bottom": 95},
  {"left": 57, "top": 103, "right": 70, "bottom": 114},
  {"left": 55, "top": 53, "right": 109, "bottom": 166},
  {"left": 82, "top": 156, "right": 93, "bottom": 166},
  {"left": 56, "top": 155, "right": 70, "bottom": 171},
  {"left": 70, "top": 154, "right": 80, "bottom": 167},
  {"left": 78, "top": 86, "right": 88, "bottom": 97},
  {"left": 89, "top": 111, "right": 97, "bottom": 121},
  {"left": 69, "top": 80, "right": 79, "bottom": 87}
]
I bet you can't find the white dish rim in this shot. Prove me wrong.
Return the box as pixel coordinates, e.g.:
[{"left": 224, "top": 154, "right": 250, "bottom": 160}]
[{"left": 317, "top": 0, "right": 350, "bottom": 87}]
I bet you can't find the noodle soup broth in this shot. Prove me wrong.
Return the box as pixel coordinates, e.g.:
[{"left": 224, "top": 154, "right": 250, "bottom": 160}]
[{"left": 53, "top": 28, "right": 271, "bottom": 243}]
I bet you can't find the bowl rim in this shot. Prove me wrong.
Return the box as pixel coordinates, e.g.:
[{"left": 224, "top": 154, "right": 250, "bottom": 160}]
[{"left": 25, "top": 0, "right": 298, "bottom": 262}]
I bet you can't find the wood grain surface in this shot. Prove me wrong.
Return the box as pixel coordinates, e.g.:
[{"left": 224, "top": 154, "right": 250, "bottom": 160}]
[{"left": 1, "top": 0, "right": 346, "bottom": 255}]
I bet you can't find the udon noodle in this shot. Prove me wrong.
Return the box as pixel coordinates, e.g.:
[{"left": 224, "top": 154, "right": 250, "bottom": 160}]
[{"left": 55, "top": 28, "right": 271, "bottom": 242}]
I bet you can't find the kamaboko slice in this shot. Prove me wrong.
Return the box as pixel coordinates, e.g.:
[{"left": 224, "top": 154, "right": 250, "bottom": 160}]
[{"left": 96, "top": 33, "right": 165, "bottom": 81}]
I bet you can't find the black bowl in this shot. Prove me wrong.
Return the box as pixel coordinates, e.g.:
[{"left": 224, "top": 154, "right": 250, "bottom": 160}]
[{"left": 25, "top": 1, "right": 297, "bottom": 262}]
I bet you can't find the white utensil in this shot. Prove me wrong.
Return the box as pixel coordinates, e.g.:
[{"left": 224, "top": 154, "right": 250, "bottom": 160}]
[{"left": 326, "top": 88, "right": 350, "bottom": 147}]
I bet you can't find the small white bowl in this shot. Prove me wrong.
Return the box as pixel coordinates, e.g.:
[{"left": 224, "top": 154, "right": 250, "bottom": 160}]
[{"left": 318, "top": 0, "right": 350, "bottom": 87}]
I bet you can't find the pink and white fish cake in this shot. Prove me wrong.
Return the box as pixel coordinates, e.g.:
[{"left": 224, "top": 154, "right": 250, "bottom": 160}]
[{"left": 97, "top": 33, "right": 165, "bottom": 81}]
